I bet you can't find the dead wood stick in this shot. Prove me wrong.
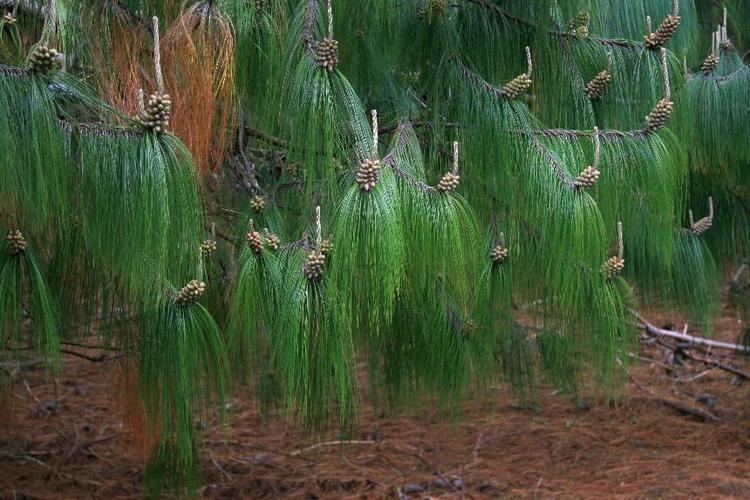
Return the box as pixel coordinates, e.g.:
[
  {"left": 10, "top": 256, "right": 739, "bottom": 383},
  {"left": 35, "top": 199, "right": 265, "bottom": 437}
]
[
  {"left": 290, "top": 439, "right": 376, "bottom": 456},
  {"left": 634, "top": 311, "right": 750, "bottom": 353}
]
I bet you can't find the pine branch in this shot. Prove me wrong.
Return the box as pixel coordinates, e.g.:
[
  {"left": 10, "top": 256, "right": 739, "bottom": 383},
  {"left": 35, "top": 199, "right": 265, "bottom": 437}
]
[{"left": 529, "top": 134, "right": 577, "bottom": 190}]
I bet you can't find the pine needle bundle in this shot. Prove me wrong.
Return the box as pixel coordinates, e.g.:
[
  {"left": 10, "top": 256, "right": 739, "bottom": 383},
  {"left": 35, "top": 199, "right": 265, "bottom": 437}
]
[
  {"left": 163, "top": 1, "right": 237, "bottom": 174},
  {"left": 137, "top": 285, "right": 228, "bottom": 496},
  {"left": 74, "top": 128, "right": 204, "bottom": 299},
  {"left": 0, "top": 230, "right": 60, "bottom": 370},
  {"left": 0, "top": 68, "right": 69, "bottom": 236},
  {"left": 272, "top": 249, "right": 357, "bottom": 430},
  {"left": 226, "top": 237, "right": 282, "bottom": 385}
]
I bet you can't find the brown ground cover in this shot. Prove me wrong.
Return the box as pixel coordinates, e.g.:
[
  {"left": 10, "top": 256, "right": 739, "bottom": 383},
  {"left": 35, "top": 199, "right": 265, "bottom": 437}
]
[{"left": 2, "top": 308, "right": 749, "bottom": 499}]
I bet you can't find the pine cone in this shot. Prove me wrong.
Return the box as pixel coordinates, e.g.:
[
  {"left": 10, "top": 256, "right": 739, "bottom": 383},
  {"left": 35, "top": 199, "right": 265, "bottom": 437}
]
[
  {"left": 644, "top": 15, "right": 681, "bottom": 49},
  {"left": 247, "top": 230, "right": 265, "bottom": 253},
  {"left": 174, "top": 279, "right": 206, "bottom": 306},
  {"left": 6, "top": 229, "right": 27, "bottom": 254},
  {"left": 602, "top": 256, "right": 625, "bottom": 280},
  {"left": 586, "top": 70, "right": 611, "bottom": 100},
  {"left": 490, "top": 244, "right": 509, "bottom": 264},
  {"left": 27, "top": 45, "right": 62, "bottom": 74},
  {"left": 315, "top": 37, "right": 339, "bottom": 72},
  {"left": 574, "top": 165, "right": 601, "bottom": 189},
  {"left": 645, "top": 99, "right": 673, "bottom": 131},
  {"left": 2, "top": 12, "right": 16, "bottom": 24},
  {"left": 140, "top": 92, "right": 172, "bottom": 133},
  {"left": 303, "top": 250, "right": 326, "bottom": 281},
  {"left": 320, "top": 237, "right": 334, "bottom": 256},
  {"left": 437, "top": 171, "right": 460, "bottom": 192},
  {"left": 200, "top": 239, "right": 217, "bottom": 257},
  {"left": 264, "top": 229, "right": 280, "bottom": 250},
  {"left": 568, "top": 10, "right": 590, "bottom": 36},
  {"left": 500, "top": 73, "right": 532, "bottom": 100},
  {"left": 356, "top": 158, "right": 381, "bottom": 192},
  {"left": 250, "top": 195, "right": 266, "bottom": 213},
  {"left": 700, "top": 54, "right": 719, "bottom": 73},
  {"left": 691, "top": 217, "right": 712, "bottom": 235}
]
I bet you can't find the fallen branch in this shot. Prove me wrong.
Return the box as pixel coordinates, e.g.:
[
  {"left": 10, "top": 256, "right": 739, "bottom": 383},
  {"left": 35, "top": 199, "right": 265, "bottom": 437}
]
[
  {"left": 634, "top": 311, "right": 750, "bottom": 353},
  {"left": 290, "top": 439, "right": 376, "bottom": 456}
]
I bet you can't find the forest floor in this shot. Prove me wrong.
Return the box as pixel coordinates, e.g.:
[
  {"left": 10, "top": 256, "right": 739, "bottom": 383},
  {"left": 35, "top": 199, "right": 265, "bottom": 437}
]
[{"left": 2, "top": 306, "right": 750, "bottom": 499}]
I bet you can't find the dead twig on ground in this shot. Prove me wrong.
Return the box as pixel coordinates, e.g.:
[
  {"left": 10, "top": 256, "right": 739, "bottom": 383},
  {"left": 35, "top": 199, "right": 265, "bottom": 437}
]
[
  {"left": 634, "top": 311, "right": 750, "bottom": 353},
  {"left": 290, "top": 439, "right": 377, "bottom": 456}
]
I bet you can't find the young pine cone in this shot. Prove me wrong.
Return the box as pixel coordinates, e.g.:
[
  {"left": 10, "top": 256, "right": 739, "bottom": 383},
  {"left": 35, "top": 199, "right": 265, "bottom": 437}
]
[
  {"left": 700, "top": 54, "right": 719, "bottom": 73},
  {"left": 585, "top": 70, "right": 611, "bottom": 100},
  {"left": 6, "top": 229, "right": 27, "bottom": 255},
  {"left": 356, "top": 158, "right": 381, "bottom": 192},
  {"left": 27, "top": 45, "right": 62, "bottom": 74},
  {"left": 437, "top": 171, "right": 460, "bottom": 192},
  {"left": 574, "top": 166, "right": 601, "bottom": 189},
  {"left": 500, "top": 73, "right": 532, "bottom": 99},
  {"left": 250, "top": 195, "right": 266, "bottom": 212},
  {"left": 644, "top": 15, "right": 681, "bottom": 49},
  {"left": 315, "top": 37, "right": 339, "bottom": 72},
  {"left": 200, "top": 239, "right": 217, "bottom": 257},
  {"left": 303, "top": 250, "right": 326, "bottom": 281},
  {"left": 2, "top": 12, "right": 16, "bottom": 25},
  {"left": 174, "top": 280, "right": 206, "bottom": 306},
  {"left": 490, "top": 244, "right": 509, "bottom": 264},
  {"left": 691, "top": 217, "right": 712, "bottom": 235},
  {"left": 263, "top": 229, "right": 280, "bottom": 250},
  {"left": 140, "top": 92, "right": 172, "bottom": 133},
  {"left": 645, "top": 99, "right": 673, "bottom": 131},
  {"left": 602, "top": 256, "right": 625, "bottom": 280},
  {"left": 320, "top": 237, "right": 334, "bottom": 256},
  {"left": 247, "top": 230, "right": 265, "bottom": 253},
  {"left": 567, "top": 10, "right": 590, "bottom": 36}
]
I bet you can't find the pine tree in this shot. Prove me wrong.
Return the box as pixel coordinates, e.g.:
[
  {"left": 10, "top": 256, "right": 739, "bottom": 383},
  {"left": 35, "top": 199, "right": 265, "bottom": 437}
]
[{"left": 1, "top": 0, "right": 748, "bottom": 494}]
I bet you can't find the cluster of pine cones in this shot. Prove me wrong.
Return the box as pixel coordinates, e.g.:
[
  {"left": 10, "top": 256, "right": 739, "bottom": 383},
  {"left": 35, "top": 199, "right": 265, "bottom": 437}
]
[
  {"left": 585, "top": 70, "right": 611, "bottom": 100},
  {"left": 200, "top": 239, "right": 217, "bottom": 257},
  {"left": 644, "top": 15, "right": 681, "bottom": 49},
  {"left": 315, "top": 37, "right": 339, "bottom": 72},
  {"left": 140, "top": 92, "right": 172, "bottom": 133},
  {"left": 264, "top": 229, "right": 280, "bottom": 250},
  {"left": 357, "top": 158, "right": 381, "bottom": 192},
  {"left": 602, "top": 256, "right": 625, "bottom": 280},
  {"left": 574, "top": 166, "right": 601, "bottom": 189},
  {"left": 2, "top": 12, "right": 15, "bottom": 25},
  {"left": 174, "top": 280, "right": 206, "bottom": 306},
  {"left": 500, "top": 74, "right": 532, "bottom": 100},
  {"left": 320, "top": 237, "right": 333, "bottom": 256},
  {"left": 691, "top": 216, "right": 712, "bottom": 236},
  {"left": 645, "top": 99, "right": 674, "bottom": 131},
  {"left": 567, "top": 10, "right": 590, "bottom": 36},
  {"left": 304, "top": 250, "right": 326, "bottom": 281},
  {"left": 437, "top": 171, "right": 460, "bottom": 192},
  {"left": 6, "top": 229, "right": 26, "bottom": 255},
  {"left": 27, "top": 45, "right": 62, "bottom": 74},
  {"left": 250, "top": 195, "right": 266, "bottom": 212},
  {"left": 490, "top": 244, "right": 509, "bottom": 264},
  {"left": 247, "top": 230, "right": 265, "bottom": 253},
  {"left": 701, "top": 54, "right": 719, "bottom": 73}
]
